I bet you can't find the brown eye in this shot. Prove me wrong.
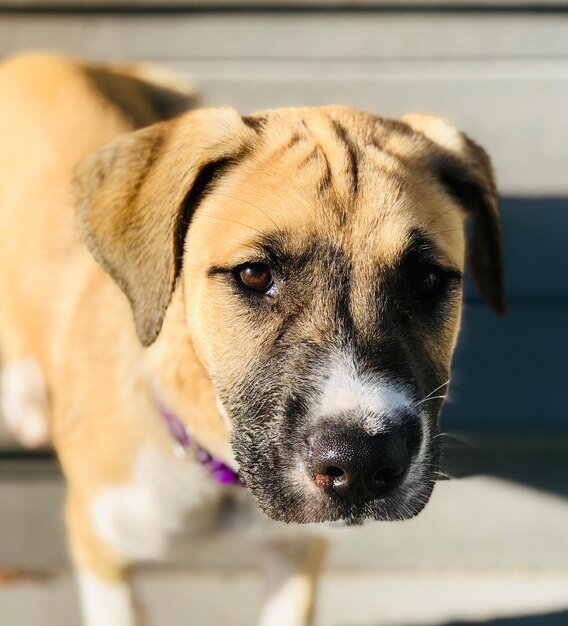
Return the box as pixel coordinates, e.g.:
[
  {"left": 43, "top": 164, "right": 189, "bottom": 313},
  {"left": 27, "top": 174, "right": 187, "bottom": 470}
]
[
  {"left": 411, "top": 266, "right": 442, "bottom": 300},
  {"left": 237, "top": 262, "right": 273, "bottom": 293}
]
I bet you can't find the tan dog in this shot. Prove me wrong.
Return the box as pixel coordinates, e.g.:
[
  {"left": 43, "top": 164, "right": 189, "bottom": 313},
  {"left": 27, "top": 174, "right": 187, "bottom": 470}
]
[{"left": 0, "top": 53, "right": 504, "bottom": 626}]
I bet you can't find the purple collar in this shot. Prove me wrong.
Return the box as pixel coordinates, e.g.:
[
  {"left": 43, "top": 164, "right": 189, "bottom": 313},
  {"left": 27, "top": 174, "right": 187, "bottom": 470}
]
[{"left": 158, "top": 402, "right": 244, "bottom": 487}]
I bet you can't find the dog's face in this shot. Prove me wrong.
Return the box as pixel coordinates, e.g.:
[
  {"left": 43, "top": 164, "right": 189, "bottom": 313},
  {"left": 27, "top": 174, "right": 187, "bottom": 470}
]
[{"left": 75, "top": 106, "right": 504, "bottom": 524}]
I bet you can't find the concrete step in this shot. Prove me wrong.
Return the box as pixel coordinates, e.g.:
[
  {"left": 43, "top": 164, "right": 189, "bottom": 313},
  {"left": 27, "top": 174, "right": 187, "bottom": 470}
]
[
  {"left": 1, "top": 439, "right": 568, "bottom": 625},
  {"left": 1, "top": 567, "right": 568, "bottom": 626},
  {"left": 2, "top": 442, "right": 568, "bottom": 570}
]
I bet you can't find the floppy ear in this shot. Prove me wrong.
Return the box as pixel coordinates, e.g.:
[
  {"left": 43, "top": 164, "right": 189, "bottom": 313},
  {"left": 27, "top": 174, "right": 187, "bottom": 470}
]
[
  {"left": 401, "top": 114, "right": 506, "bottom": 315},
  {"left": 74, "top": 108, "right": 254, "bottom": 346}
]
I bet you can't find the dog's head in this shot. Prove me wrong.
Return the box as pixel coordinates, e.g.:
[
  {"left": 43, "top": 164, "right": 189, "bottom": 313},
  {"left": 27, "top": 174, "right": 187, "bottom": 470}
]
[{"left": 75, "top": 106, "right": 504, "bottom": 524}]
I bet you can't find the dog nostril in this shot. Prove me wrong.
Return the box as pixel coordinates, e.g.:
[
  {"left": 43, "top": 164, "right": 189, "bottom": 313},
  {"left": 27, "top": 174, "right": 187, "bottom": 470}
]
[
  {"left": 314, "top": 465, "right": 345, "bottom": 489},
  {"left": 314, "top": 464, "right": 346, "bottom": 489},
  {"left": 371, "top": 465, "right": 404, "bottom": 485},
  {"left": 309, "top": 429, "right": 416, "bottom": 502},
  {"left": 325, "top": 466, "right": 345, "bottom": 478}
]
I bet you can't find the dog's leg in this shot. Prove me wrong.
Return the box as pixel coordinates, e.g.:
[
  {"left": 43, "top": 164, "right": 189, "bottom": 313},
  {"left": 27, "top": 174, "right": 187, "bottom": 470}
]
[
  {"left": 66, "top": 492, "right": 139, "bottom": 626},
  {"left": 77, "top": 569, "right": 137, "bottom": 626},
  {"left": 257, "top": 535, "right": 328, "bottom": 626},
  {"left": 0, "top": 357, "right": 50, "bottom": 447}
]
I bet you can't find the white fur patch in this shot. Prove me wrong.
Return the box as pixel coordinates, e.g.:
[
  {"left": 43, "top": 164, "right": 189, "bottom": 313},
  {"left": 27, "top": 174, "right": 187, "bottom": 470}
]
[
  {"left": 215, "top": 394, "right": 233, "bottom": 431},
  {"left": 257, "top": 537, "right": 325, "bottom": 626},
  {"left": 1, "top": 358, "right": 50, "bottom": 447},
  {"left": 78, "top": 569, "right": 135, "bottom": 626},
  {"left": 92, "top": 446, "right": 223, "bottom": 561},
  {"left": 258, "top": 571, "right": 313, "bottom": 626},
  {"left": 404, "top": 407, "right": 431, "bottom": 491},
  {"left": 314, "top": 353, "right": 414, "bottom": 432}
]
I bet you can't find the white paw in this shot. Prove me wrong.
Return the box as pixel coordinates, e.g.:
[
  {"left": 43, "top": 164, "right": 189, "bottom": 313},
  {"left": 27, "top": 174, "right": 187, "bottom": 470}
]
[
  {"left": 258, "top": 573, "right": 313, "bottom": 626},
  {"left": 1, "top": 358, "right": 50, "bottom": 447},
  {"left": 78, "top": 570, "right": 137, "bottom": 626}
]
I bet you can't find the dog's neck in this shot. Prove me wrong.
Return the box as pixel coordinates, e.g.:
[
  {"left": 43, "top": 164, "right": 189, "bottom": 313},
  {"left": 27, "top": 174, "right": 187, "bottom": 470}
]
[{"left": 156, "top": 400, "right": 244, "bottom": 487}]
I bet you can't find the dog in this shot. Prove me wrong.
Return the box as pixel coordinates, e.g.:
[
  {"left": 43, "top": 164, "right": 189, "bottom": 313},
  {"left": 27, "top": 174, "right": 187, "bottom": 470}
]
[{"left": 0, "top": 53, "right": 504, "bottom": 626}]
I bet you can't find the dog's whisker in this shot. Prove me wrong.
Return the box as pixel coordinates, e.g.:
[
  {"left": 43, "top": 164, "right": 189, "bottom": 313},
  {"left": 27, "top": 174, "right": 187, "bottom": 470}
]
[
  {"left": 197, "top": 213, "right": 265, "bottom": 235},
  {"left": 427, "top": 228, "right": 465, "bottom": 236},
  {"left": 419, "top": 463, "right": 450, "bottom": 480},
  {"left": 433, "top": 470, "right": 450, "bottom": 480},
  {"left": 431, "top": 432, "right": 448, "bottom": 440},
  {"left": 212, "top": 192, "right": 280, "bottom": 231},
  {"left": 416, "top": 394, "right": 446, "bottom": 406},
  {"left": 422, "top": 379, "right": 451, "bottom": 400},
  {"left": 424, "top": 207, "right": 457, "bottom": 227}
]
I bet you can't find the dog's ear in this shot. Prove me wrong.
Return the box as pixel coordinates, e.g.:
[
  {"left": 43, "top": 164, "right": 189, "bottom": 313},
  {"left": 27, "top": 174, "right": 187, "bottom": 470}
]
[
  {"left": 74, "top": 108, "right": 255, "bottom": 346},
  {"left": 401, "top": 114, "right": 506, "bottom": 315}
]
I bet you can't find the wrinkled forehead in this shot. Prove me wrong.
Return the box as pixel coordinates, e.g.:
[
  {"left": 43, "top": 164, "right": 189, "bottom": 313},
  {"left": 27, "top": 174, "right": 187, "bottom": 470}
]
[{"left": 191, "top": 109, "right": 466, "bottom": 269}]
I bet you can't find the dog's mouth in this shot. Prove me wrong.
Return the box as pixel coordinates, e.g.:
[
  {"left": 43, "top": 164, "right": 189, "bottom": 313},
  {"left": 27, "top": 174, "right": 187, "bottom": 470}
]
[
  {"left": 224, "top": 352, "right": 445, "bottom": 524},
  {"left": 233, "top": 428, "right": 441, "bottom": 525},
  {"left": 242, "top": 463, "right": 437, "bottom": 525}
]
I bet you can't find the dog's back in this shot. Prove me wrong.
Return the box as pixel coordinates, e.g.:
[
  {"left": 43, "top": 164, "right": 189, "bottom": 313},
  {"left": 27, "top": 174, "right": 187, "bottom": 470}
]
[{"left": 0, "top": 53, "right": 196, "bottom": 446}]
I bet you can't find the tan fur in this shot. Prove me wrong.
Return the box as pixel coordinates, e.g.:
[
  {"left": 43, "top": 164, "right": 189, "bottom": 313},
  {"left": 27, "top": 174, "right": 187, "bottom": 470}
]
[
  {"left": 0, "top": 53, "right": 502, "bottom": 625},
  {"left": 0, "top": 53, "right": 227, "bottom": 582}
]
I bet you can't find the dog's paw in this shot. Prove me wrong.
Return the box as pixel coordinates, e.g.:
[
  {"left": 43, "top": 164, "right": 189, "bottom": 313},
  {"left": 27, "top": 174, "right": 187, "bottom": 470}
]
[{"left": 1, "top": 358, "right": 50, "bottom": 448}]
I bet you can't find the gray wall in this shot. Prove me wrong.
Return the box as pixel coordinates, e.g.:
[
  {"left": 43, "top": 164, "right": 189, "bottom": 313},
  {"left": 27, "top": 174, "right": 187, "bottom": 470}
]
[{"left": 0, "top": 4, "right": 566, "bottom": 432}]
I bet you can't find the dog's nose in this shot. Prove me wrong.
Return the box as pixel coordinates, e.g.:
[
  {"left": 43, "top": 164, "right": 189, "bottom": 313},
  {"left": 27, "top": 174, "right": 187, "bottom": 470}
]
[{"left": 309, "top": 430, "right": 412, "bottom": 502}]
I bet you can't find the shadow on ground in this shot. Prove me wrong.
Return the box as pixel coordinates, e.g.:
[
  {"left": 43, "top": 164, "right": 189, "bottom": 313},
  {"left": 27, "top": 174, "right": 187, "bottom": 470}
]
[
  {"left": 2, "top": 433, "right": 568, "bottom": 501},
  {"left": 442, "top": 609, "right": 568, "bottom": 625},
  {"left": 441, "top": 434, "right": 568, "bottom": 500},
  {"left": 358, "top": 609, "right": 568, "bottom": 626}
]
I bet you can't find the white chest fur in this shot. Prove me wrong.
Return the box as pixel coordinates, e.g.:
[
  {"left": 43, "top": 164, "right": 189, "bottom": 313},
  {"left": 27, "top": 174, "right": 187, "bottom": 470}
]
[{"left": 91, "top": 445, "right": 231, "bottom": 561}]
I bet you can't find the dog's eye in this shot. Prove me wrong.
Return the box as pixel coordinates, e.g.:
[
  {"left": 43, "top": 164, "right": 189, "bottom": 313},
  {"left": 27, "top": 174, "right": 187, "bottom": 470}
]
[
  {"left": 410, "top": 266, "right": 443, "bottom": 300},
  {"left": 236, "top": 263, "right": 274, "bottom": 293}
]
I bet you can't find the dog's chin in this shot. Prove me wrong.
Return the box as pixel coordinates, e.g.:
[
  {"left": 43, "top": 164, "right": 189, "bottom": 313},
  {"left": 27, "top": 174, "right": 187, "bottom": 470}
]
[{"left": 243, "top": 472, "right": 436, "bottom": 525}]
